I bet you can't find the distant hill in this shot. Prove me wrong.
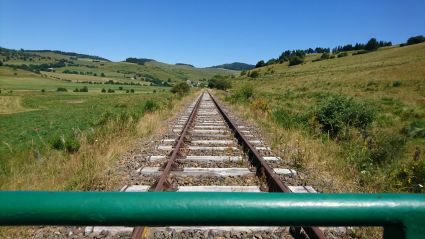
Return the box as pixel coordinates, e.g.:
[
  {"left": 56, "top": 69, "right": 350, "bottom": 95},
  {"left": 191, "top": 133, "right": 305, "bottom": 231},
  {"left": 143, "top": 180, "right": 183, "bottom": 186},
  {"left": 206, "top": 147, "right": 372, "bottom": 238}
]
[
  {"left": 23, "top": 49, "right": 110, "bottom": 62},
  {"left": 210, "top": 62, "right": 255, "bottom": 71},
  {"left": 175, "top": 63, "right": 194, "bottom": 67},
  {"left": 125, "top": 57, "right": 156, "bottom": 65},
  {"left": 0, "top": 46, "right": 236, "bottom": 86}
]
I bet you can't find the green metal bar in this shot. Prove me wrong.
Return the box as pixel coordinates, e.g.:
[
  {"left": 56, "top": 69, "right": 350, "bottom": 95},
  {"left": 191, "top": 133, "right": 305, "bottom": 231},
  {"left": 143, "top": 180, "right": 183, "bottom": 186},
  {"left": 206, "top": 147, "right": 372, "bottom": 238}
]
[{"left": 0, "top": 192, "right": 424, "bottom": 239}]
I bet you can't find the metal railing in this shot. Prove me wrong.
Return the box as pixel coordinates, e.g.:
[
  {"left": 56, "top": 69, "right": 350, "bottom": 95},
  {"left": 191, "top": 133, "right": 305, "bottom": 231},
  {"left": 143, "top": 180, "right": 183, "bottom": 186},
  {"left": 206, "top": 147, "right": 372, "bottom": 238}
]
[{"left": 1, "top": 191, "right": 424, "bottom": 239}]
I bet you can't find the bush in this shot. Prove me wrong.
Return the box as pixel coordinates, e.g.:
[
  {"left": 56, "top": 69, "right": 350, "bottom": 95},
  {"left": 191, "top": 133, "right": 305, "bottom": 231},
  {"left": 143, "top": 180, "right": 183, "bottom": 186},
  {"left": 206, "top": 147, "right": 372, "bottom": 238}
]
[
  {"left": 392, "top": 80, "right": 402, "bottom": 87},
  {"left": 395, "top": 159, "right": 425, "bottom": 192},
  {"left": 41, "top": 89, "right": 45, "bottom": 93},
  {"left": 321, "top": 53, "right": 331, "bottom": 60},
  {"left": 250, "top": 98, "right": 270, "bottom": 113},
  {"left": 101, "top": 88, "right": 106, "bottom": 93},
  {"left": 56, "top": 87, "right": 67, "bottom": 92},
  {"left": 337, "top": 52, "right": 348, "bottom": 58},
  {"left": 230, "top": 85, "right": 254, "bottom": 103},
  {"left": 402, "top": 120, "right": 425, "bottom": 138},
  {"left": 130, "top": 89, "right": 134, "bottom": 93},
  {"left": 142, "top": 99, "right": 159, "bottom": 113},
  {"left": 73, "top": 88, "right": 79, "bottom": 92},
  {"left": 107, "top": 88, "right": 115, "bottom": 93},
  {"left": 49, "top": 133, "right": 80, "bottom": 153},
  {"left": 367, "top": 132, "right": 405, "bottom": 164},
  {"left": 406, "top": 35, "right": 425, "bottom": 45},
  {"left": 170, "top": 82, "right": 190, "bottom": 96},
  {"left": 80, "top": 86, "right": 88, "bottom": 92},
  {"left": 315, "top": 96, "right": 375, "bottom": 137},
  {"left": 288, "top": 56, "right": 304, "bottom": 66},
  {"left": 352, "top": 50, "right": 368, "bottom": 55},
  {"left": 208, "top": 78, "right": 231, "bottom": 90},
  {"left": 248, "top": 71, "right": 259, "bottom": 78}
]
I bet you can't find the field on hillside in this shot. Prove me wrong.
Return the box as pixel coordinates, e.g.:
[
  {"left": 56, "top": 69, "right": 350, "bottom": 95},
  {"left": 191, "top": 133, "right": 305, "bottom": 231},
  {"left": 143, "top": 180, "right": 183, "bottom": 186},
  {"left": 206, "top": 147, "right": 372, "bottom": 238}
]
[
  {"left": 0, "top": 48, "right": 236, "bottom": 87},
  {"left": 0, "top": 48, "right": 217, "bottom": 191},
  {"left": 220, "top": 43, "right": 425, "bottom": 193}
]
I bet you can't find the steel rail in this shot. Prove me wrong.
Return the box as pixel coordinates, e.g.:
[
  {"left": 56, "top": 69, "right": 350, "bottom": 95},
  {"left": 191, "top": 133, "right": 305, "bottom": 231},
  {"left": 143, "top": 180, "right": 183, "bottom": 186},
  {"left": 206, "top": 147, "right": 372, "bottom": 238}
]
[
  {"left": 131, "top": 92, "right": 203, "bottom": 239},
  {"left": 208, "top": 91, "right": 326, "bottom": 239}
]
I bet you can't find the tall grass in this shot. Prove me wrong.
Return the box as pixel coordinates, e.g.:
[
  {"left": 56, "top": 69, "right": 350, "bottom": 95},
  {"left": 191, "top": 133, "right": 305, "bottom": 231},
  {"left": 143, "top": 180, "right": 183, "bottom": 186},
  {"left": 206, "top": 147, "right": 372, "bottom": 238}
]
[{"left": 0, "top": 92, "right": 196, "bottom": 190}]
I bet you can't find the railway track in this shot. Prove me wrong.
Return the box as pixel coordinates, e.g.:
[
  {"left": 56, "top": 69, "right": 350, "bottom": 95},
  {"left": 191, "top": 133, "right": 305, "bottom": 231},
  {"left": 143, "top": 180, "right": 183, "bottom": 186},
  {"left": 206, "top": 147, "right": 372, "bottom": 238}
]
[{"left": 85, "top": 91, "right": 327, "bottom": 239}]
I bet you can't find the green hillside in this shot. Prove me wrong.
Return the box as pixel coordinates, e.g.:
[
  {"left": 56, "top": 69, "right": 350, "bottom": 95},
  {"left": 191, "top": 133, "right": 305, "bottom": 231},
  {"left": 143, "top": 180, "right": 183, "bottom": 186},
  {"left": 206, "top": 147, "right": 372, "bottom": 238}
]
[
  {"left": 0, "top": 47, "right": 236, "bottom": 90},
  {"left": 219, "top": 42, "right": 425, "bottom": 193},
  {"left": 210, "top": 62, "right": 255, "bottom": 71}
]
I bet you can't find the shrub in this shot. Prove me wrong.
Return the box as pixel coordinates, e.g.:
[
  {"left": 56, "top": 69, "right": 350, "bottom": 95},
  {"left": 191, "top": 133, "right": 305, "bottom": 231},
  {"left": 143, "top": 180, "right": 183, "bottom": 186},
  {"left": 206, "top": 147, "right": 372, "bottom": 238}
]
[
  {"left": 406, "top": 35, "right": 425, "bottom": 45},
  {"left": 64, "top": 136, "right": 81, "bottom": 153},
  {"left": 56, "top": 87, "right": 67, "bottom": 92},
  {"left": 367, "top": 132, "right": 405, "bottom": 164},
  {"left": 101, "top": 88, "right": 106, "bottom": 93},
  {"left": 118, "top": 86, "right": 123, "bottom": 90},
  {"left": 392, "top": 80, "right": 402, "bottom": 87},
  {"left": 321, "top": 53, "right": 331, "bottom": 60},
  {"left": 337, "top": 52, "right": 348, "bottom": 58},
  {"left": 41, "top": 89, "right": 45, "bottom": 93},
  {"left": 107, "top": 88, "right": 115, "bottom": 93},
  {"left": 315, "top": 96, "right": 375, "bottom": 137},
  {"left": 126, "top": 90, "right": 129, "bottom": 93},
  {"left": 130, "top": 89, "right": 134, "bottom": 93},
  {"left": 248, "top": 71, "right": 259, "bottom": 78},
  {"left": 170, "top": 82, "right": 190, "bottom": 96},
  {"left": 352, "top": 50, "right": 368, "bottom": 55},
  {"left": 73, "top": 88, "right": 79, "bottom": 92},
  {"left": 49, "top": 133, "right": 80, "bottom": 153},
  {"left": 208, "top": 78, "right": 231, "bottom": 90},
  {"left": 402, "top": 120, "right": 425, "bottom": 138},
  {"left": 250, "top": 98, "right": 270, "bottom": 113},
  {"left": 101, "top": 72, "right": 105, "bottom": 77},
  {"left": 288, "top": 56, "right": 304, "bottom": 66},
  {"left": 142, "top": 99, "right": 159, "bottom": 113},
  {"left": 395, "top": 159, "right": 425, "bottom": 192},
  {"left": 230, "top": 85, "right": 254, "bottom": 103}
]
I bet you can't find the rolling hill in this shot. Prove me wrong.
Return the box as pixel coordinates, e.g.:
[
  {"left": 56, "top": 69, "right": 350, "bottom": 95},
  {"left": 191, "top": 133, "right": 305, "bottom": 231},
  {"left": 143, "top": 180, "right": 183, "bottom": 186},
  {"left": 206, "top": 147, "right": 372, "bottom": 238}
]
[
  {"left": 0, "top": 47, "right": 236, "bottom": 89},
  {"left": 210, "top": 62, "right": 255, "bottom": 71}
]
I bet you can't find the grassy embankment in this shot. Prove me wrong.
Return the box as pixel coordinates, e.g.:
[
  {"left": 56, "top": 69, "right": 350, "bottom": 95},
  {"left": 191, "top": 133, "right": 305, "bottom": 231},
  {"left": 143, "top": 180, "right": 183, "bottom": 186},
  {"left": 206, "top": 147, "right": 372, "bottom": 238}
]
[{"left": 218, "top": 43, "right": 425, "bottom": 193}]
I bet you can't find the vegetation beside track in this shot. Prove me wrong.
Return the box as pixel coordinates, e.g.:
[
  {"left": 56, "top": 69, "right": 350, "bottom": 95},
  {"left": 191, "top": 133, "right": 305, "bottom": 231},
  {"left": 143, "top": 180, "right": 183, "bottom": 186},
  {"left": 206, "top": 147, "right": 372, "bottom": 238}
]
[{"left": 217, "top": 42, "right": 425, "bottom": 193}]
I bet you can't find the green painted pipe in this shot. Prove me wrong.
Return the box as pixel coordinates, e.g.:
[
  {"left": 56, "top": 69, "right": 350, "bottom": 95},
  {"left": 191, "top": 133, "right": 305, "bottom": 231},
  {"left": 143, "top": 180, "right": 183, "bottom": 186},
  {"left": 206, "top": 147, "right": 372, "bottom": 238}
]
[{"left": 0, "top": 192, "right": 424, "bottom": 238}]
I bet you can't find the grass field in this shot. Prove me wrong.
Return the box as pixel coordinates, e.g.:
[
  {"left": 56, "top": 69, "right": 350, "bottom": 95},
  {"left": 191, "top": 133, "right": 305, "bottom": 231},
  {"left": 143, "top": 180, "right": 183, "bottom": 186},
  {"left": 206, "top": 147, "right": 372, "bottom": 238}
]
[
  {"left": 0, "top": 47, "right": 218, "bottom": 191},
  {"left": 0, "top": 48, "right": 236, "bottom": 87},
  {"left": 219, "top": 42, "right": 425, "bottom": 193}
]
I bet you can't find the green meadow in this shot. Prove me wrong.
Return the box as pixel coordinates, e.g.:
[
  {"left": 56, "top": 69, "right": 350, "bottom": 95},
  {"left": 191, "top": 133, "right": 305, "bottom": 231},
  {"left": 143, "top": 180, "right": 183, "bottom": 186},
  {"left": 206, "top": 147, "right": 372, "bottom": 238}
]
[{"left": 219, "top": 43, "right": 425, "bottom": 193}]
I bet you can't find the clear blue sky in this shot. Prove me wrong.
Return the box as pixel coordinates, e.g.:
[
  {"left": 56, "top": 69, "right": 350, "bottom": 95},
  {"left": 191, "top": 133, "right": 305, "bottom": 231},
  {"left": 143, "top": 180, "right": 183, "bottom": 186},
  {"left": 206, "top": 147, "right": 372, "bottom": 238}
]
[{"left": 1, "top": 0, "right": 424, "bottom": 67}]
